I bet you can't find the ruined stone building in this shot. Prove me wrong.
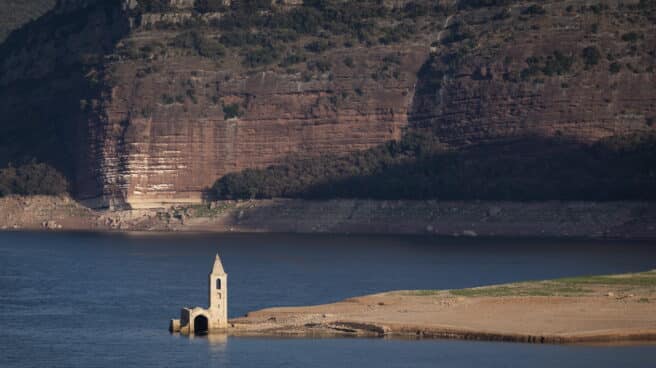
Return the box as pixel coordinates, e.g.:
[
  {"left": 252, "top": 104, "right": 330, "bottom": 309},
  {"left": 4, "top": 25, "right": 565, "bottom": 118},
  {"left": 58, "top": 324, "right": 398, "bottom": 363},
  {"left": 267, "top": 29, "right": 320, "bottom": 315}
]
[{"left": 170, "top": 254, "right": 228, "bottom": 335}]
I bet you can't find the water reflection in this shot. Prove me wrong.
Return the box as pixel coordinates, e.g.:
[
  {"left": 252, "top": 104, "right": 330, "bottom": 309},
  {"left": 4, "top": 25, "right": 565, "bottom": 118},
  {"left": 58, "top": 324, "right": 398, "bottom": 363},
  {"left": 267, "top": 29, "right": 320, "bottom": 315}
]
[{"left": 207, "top": 333, "right": 229, "bottom": 348}]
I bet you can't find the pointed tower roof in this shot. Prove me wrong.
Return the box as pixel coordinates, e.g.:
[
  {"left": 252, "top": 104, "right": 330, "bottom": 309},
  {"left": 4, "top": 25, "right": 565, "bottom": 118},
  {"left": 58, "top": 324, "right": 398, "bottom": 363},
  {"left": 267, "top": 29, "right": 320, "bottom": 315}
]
[{"left": 211, "top": 253, "right": 226, "bottom": 275}]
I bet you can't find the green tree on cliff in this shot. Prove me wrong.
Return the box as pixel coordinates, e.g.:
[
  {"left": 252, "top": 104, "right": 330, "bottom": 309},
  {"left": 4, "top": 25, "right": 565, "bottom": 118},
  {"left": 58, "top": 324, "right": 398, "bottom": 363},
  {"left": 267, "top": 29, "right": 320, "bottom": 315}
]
[{"left": 0, "top": 162, "right": 69, "bottom": 197}]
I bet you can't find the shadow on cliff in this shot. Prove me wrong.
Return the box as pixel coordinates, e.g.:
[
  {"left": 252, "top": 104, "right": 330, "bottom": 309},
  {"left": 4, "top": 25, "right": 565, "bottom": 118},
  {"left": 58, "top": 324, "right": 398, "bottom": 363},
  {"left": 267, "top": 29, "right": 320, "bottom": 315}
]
[
  {"left": 0, "top": 1, "right": 131, "bottom": 196},
  {"left": 214, "top": 46, "right": 656, "bottom": 202},
  {"left": 214, "top": 133, "right": 656, "bottom": 202},
  {"left": 302, "top": 135, "right": 656, "bottom": 201}
]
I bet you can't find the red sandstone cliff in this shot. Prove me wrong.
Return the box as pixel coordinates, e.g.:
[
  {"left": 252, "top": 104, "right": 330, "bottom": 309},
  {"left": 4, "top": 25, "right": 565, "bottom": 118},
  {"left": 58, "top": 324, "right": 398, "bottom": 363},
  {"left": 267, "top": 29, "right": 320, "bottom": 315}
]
[
  {"left": 0, "top": 0, "right": 654, "bottom": 208},
  {"left": 98, "top": 45, "right": 426, "bottom": 207}
]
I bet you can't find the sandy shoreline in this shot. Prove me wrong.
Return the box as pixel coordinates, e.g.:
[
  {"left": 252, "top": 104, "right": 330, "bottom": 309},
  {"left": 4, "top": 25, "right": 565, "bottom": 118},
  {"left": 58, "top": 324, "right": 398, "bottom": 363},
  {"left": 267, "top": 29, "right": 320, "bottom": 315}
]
[
  {"left": 227, "top": 271, "right": 656, "bottom": 344},
  {"left": 1, "top": 196, "right": 656, "bottom": 239}
]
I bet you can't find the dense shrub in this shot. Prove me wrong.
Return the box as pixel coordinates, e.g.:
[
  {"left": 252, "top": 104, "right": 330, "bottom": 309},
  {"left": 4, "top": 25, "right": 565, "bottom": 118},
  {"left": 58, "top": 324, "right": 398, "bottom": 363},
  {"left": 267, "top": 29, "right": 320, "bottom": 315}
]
[
  {"left": 219, "top": 31, "right": 266, "bottom": 48},
  {"left": 197, "top": 37, "right": 225, "bottom": 58},
  {"left": 204, "top": 0, "right": 397, "bottom": 59},
  {"left": 609, "top": 62, "right": 622, "bottom": 74},
  {"left": 304, "top": 40, "right": 334, "bottom": 53},
  {"left": 521, "top": 51, "right": 574, "bottom": 80},
  {"left": 138, "top": 0, "right": 444, "bottom": 71},
  {"left": 161, "top": 94, "right": 175, "bottom": 104},
  {"left": 493, "top": 8, "right": 512, "bottom": 20},
  {"left": 243, "top": 46, "right": 279, "bottom": 67},
  {"left": 222, "top": 103, "right": 242, "bottom": 119},
  {"left": 213, "top": 132, "right": 656, "bottom": 201},
  {"left": 401, "top": 1, "right": 445, "bottom": 19},
  {"left": 621, "top": 32, "right": 641, "bottom": 43},
  {"left": 194, "top": 0, "right": 229, "bottom": 13},
  {"left": 586, "top": 3, "right": 609, "bottom": 14},
  {"left": 171, "top": 30, "right": 225, "bottom": 59},
  {"left": 230, "top": 0, "right": 272, "bottom": 13},
  {"left": 634, "top": 0, "right": 656, "bottom": 11},
  {"left": 0, "top": 162, "right": 69, "bottom": 197},
  {"left": 582, "top": 46, "right": 601, "bottom": 67},
  {"left": 213, "top": 133, "right": 441, "bottom": 199},
  {"left": 379, "top": 22, "right": 416, "bottom": 45},
  {"left": 458, "top": 0, "right": 517, "bottom": 9},
  {"left": 139, "top": 0, "right": 172, "bottom": 13},
  {"left": 542, "top": 51, "right": 574, "bottom": 75},
  {"left": 522, "top": 5, "right": 546, "bottom": 15}
]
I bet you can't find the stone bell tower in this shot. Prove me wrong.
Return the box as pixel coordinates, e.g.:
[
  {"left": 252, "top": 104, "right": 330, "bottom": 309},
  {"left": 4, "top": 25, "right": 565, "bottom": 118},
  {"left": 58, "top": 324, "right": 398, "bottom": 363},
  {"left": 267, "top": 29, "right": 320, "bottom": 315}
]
[
  {"left": 208, "top": 253, "right": 228, "bottom": 328},
  {"left": 170, "top": 253, "right": 229, "bottom": 334}
]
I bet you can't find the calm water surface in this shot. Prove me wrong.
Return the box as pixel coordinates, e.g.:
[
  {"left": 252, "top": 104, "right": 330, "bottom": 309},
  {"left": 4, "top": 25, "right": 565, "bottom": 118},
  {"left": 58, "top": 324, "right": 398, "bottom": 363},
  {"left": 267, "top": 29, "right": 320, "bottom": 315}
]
[{"left": 0, "top": 232, "right": 655, "bottom": 367}]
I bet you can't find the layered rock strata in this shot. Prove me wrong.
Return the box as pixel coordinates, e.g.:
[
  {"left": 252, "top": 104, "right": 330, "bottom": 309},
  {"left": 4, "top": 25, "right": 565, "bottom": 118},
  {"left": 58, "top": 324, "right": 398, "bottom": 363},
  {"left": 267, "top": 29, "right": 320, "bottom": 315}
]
[
  {"left": 93, "top": 44, "right": 426, "bottom": 207},
  {"left": 0, "top": 0, "right": 654, "bottom": 208},
  {"left": 410, "top": 0, "right": 656, "bottom": 144}
]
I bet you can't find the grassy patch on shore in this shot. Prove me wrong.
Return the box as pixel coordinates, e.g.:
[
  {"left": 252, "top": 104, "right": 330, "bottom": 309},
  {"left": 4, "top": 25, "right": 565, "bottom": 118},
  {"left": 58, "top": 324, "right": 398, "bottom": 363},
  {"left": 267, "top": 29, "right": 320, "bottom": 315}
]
[
  {"left": 450, "top": 283, "right": 592, "bottom": 297},
  {"left": 556, "top": 271, "right": 656, "bottom": 286},
  {"left": 405, "top": 290, "right": 443, "bottom": 296},
  {"left": 443, "top": 270, "right": 656, "bottom": 298}
]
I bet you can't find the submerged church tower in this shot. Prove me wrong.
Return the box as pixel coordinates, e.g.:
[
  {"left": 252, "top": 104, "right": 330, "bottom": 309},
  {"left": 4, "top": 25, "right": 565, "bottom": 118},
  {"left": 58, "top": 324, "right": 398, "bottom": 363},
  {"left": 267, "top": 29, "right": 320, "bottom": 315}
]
[
  {"left": 170, "top": 253, "right": 229, "bottom": 335},
  {"left": 208, "top": 253, "right": 228, "bottom": 328}
]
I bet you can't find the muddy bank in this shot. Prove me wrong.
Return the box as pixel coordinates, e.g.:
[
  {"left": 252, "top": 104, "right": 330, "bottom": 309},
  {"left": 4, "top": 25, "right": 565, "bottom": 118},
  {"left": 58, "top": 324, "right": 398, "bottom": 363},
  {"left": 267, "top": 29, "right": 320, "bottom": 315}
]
[
  {"left": 227, "top": 271, "right": 656, "bottom": 344},
  {"left": 0, "top": 196, "right": 655, "bottom": 239}
]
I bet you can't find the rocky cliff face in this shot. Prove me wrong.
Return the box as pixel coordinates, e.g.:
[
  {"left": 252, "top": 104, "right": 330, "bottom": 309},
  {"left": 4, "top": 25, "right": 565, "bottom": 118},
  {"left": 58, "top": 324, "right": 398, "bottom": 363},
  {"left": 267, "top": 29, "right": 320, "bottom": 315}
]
[
  {"left": 98, "top": 46, "right": 425, "bottom": 207},
  {"left": 1, "top": 0, "right": 654, "bottom": 208},
  {"left": 410, "top": 1, "right": 656, "bottom": 144},
  {"left": 0, "top": 1, "right": 131, "bottom": 206}
]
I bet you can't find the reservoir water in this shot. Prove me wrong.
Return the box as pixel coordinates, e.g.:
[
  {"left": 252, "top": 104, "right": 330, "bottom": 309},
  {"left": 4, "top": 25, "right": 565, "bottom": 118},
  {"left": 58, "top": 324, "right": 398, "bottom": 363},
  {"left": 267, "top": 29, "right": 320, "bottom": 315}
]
[{"left": 0, "top": 231, "right": 654, "bottom": 367}]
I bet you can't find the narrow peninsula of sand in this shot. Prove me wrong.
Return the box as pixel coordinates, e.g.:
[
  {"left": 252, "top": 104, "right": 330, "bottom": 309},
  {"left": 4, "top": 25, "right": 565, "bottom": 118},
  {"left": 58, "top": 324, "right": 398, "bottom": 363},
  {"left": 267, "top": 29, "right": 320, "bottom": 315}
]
[{"left": 229, "top": 271, "right": 656, "bottom": 344}]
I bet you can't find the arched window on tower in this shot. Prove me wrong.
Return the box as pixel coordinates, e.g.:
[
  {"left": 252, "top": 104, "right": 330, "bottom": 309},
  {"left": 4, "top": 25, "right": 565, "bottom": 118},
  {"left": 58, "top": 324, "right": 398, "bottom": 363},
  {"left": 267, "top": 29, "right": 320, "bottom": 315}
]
[{"left": 216, "top": 279, "right": 222, "bottom": 290}]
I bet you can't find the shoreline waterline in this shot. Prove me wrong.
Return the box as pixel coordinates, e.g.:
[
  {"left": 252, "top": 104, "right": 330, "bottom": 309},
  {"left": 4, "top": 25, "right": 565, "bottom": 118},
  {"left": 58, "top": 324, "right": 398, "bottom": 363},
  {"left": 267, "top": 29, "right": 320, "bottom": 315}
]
[{"left": 1, "top": 196, "right": 656, "bottom": 240}]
